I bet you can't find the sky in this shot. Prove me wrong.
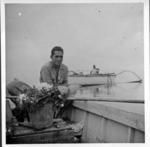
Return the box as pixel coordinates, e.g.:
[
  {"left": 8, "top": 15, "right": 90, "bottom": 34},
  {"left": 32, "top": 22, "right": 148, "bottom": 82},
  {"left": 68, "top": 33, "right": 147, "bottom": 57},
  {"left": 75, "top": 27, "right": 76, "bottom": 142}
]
[{"left": 5, "top": 3, "right": 144, "bottom": 85}]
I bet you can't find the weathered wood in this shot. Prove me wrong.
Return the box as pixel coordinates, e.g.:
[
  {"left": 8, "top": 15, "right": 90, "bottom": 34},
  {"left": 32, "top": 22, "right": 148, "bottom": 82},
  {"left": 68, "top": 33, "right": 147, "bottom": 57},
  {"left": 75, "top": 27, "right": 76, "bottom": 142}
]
[
  {"left": 81, "top": 83, "right": 105, "bottom": 87},
  {"left": 72, "top": 101, "right": 144, "bottom": 132},
  {"left": 7, "top": 95, "right": 144, "bottom": 103},
  {"left": 80, "top": 80, "right": 142, "bottom": 87},
  {"left": 99, "top": 117, "right": 106, "bottom": 142},
  {"left": 68, "top": 103, "right": 144, "bottom": 143},
  {"left": 28, "top": 103, "right": 53, "bottom": 130},
  {"left": 7, "top": 119, "right": 83, "bottom": 144},
  {"left": 127, "top": 127, "right": 135, "bottom": 143},
  {"left": 68, "top": 96, "right": 144, "bottom": 103},
  {"left": 7, "top": 128, "right": 82, "bottom": 143}
]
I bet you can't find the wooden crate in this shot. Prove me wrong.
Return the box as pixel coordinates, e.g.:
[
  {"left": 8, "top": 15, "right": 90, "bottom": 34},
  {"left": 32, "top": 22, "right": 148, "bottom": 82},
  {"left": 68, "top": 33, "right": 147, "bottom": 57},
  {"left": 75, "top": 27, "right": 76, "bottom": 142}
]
[
  {"left": 28, "top": 103, "right": 54, "bottom": 130},
  {"left": 7, "top": 120, "right": 83, "bottom": 143}
]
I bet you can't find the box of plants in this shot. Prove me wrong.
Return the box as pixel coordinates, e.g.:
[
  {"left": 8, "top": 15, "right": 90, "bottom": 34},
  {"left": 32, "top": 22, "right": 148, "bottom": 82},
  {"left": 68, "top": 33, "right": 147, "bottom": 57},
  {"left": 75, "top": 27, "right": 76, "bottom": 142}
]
[{"left": 12, "top": 84, "right": 66, "bottom": 130}]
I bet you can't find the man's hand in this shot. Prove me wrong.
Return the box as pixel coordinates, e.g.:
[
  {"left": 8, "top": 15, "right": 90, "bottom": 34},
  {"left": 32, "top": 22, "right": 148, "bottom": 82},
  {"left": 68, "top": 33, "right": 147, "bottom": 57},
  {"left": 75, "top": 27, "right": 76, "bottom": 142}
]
[
  {"left": 68, "top": 84, "right": 81, "bottom": 96},
  {"left": 37, "top": 82, "right": 53, "bottom": 90},
  {"left": 57, "top": 86, "right": 69, "bottom": 95}
]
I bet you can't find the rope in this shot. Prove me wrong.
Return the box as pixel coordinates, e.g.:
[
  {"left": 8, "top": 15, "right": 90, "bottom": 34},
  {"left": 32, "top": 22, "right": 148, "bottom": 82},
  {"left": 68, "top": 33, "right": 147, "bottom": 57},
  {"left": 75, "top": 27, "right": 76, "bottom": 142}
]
[{"left": 116, "top": 70, "right": 142, "bottom": 80}]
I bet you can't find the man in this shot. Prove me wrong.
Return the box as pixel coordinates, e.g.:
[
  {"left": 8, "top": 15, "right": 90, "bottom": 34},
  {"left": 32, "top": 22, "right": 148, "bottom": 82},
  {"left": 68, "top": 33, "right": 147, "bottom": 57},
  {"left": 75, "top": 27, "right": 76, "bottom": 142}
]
[
  {"left": 40, "top": 46, "right": 81, "bottom": 94},
  {"left": 40, "top": 46, "right": 68, "bottom": 87},
  {"left": 40, "top": 46, "right": 70, "bottom": 118}
]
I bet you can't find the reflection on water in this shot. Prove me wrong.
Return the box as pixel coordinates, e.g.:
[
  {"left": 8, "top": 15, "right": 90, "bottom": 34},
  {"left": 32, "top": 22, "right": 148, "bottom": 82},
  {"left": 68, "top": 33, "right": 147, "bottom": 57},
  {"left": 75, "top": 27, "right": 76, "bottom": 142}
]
[{"left": 75, "top": 83, "right": 144, "bottom": 100}]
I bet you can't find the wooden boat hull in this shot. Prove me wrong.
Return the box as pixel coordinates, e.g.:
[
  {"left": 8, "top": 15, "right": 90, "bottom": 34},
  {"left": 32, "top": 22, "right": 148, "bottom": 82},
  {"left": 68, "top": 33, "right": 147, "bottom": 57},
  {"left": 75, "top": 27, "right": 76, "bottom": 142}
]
[
  {"left": 6, "top": 100, "right": 83, "bottom": 144},
  {"left": 66, "top": 101, "right": 144, "bottom": 143},
  {"left": 7, "top": 124, "right": 82, "bottom": 144},
  {"left": 6, "top": 95, "right": 144, "bottom": 143},
  {"left": 68, "top": 75, "right": 116, "bottom": 86}
]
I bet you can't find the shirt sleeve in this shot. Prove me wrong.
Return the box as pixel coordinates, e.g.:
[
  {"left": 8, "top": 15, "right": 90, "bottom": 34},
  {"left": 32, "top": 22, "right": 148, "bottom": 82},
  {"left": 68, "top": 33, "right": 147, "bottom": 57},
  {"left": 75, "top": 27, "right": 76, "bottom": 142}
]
[{"left": 40, "top": 66, "right": 53, "bottom": 85}]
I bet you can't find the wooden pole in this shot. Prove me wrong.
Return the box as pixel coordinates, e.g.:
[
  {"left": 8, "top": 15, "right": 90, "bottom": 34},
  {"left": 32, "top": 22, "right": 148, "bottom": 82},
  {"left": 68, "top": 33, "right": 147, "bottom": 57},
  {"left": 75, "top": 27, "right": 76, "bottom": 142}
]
[
  {"left": 80, "top": 80, "right": 142, "bottom": 87},
  {"left": 6, "top": 96, "right": 144, "bottom": 104},
  {"left": 67, "top": 96, "right": 144, "bottom": 103},
  {"left": 6, "top": 96, "right": 18, "bottom": 99}
]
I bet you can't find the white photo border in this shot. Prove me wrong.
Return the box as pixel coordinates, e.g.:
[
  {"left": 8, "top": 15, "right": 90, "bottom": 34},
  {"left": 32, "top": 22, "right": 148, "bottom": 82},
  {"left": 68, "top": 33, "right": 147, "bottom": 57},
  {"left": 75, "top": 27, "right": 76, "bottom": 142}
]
[{"left": 1, "top": 0, "right": 149, "bottom": 147}]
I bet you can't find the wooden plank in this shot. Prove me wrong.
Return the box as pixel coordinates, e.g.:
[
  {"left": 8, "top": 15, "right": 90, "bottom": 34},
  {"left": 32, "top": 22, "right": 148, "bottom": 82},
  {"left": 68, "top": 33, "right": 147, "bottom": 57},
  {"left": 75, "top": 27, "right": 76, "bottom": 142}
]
[
  {"left": 72, "top": 101, "right": 144, "bottom": 132},
  {"left": 7, "top": 129, "right": 82, "bottom": 143},
  {"left": 99, "top": 117, "right": 106, "bottom": 142},
  {"left": 81, "top": 83, "right": 105, "bottom": 87},
  {"left": 127, "top": 127, "right": 135, "bottom": 143},
  {"left": 7, "top": 95, "right": 144, "bottom": 104},
  {"left": 7, "top": 121, "right": 83, "bottom": 143},
  {"left": 68, "top": 96, "right": 144, "bottom": 103},
  {"left": 69, "top": 106, "right": 144, "bottom": 143}
]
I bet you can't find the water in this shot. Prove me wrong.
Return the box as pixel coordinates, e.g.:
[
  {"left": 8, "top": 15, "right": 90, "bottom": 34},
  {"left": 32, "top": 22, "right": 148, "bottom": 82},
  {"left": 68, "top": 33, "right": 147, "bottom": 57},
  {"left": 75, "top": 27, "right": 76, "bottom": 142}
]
[{"left": 74, "top": 82, "right": 144, "bottom": 101}]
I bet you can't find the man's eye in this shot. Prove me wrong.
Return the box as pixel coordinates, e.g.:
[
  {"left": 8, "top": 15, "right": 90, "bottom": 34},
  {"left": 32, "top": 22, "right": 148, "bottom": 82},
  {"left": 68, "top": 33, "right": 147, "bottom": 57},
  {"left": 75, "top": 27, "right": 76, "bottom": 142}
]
[{"left": 55, "top": 56, "right": 63, "bottom": 58}]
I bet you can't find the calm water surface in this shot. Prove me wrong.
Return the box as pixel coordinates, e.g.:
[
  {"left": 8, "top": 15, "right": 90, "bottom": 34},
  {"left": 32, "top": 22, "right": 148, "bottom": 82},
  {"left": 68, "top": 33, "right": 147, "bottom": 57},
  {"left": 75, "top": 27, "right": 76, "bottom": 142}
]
[{"left": 74, "top": 83, "right": 144, "bottom": 100}]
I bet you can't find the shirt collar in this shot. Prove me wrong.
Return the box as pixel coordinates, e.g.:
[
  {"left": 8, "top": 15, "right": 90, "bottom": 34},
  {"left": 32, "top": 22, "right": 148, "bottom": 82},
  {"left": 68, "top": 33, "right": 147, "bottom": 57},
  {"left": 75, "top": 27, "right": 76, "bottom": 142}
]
[{"left": 50, "top": 61, "right": 64, "bottom": 70}]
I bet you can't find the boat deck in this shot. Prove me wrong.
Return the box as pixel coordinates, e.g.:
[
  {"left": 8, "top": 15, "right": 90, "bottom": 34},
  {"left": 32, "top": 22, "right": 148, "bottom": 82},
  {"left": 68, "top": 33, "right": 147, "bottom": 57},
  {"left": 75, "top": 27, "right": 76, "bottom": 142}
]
[{"left": 7, "top": 119, "right": 83, "bottom": 144}]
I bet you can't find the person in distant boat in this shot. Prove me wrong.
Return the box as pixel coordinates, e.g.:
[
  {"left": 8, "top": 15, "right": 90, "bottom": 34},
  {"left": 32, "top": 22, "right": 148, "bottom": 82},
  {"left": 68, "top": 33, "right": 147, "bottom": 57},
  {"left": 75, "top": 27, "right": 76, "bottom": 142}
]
[{"left": 90, "top": 65, "right": 100, "bottom": 75}]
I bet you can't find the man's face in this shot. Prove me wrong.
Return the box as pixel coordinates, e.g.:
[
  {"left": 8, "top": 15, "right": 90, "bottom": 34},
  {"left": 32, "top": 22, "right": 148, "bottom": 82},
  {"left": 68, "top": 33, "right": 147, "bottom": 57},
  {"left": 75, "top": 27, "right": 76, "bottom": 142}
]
[{"left": 51, "top": 51, "right": 63, "bottom": 67}]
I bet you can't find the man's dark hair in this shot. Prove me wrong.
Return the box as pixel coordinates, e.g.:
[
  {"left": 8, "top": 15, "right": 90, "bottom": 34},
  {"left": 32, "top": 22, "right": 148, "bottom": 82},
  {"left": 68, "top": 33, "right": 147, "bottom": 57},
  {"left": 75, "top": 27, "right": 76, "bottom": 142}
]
[{"left": 51, "top": 46, "right": 64, "bottom": 57}]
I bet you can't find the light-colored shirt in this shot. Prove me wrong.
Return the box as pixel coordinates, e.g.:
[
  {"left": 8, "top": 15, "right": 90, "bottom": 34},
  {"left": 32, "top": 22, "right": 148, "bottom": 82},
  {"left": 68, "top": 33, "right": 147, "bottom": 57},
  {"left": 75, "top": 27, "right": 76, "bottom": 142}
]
[{"left": 40, "top": 61, "right": 68, "bottom": 86}]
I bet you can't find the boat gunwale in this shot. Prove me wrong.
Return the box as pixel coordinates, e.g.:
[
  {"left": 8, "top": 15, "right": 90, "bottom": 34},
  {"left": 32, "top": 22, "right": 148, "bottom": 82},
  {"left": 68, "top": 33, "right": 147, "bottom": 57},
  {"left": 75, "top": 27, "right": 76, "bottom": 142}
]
[{"left": 71, "top": 101, "right": 144, "bottom": 132}]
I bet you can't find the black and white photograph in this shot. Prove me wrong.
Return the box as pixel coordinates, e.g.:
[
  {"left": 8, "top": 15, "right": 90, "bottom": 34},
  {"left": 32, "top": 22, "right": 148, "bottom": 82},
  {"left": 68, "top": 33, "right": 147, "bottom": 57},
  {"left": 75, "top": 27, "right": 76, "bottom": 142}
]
[{"left": 1, "top": 0, "right": 150, "bottom": 146}]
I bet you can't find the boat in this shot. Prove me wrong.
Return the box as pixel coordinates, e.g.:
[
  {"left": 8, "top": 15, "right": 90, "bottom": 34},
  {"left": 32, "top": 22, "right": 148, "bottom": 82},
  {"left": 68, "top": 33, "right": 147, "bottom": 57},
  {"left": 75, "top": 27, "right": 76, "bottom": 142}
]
[
  {"left": 65, "top": 97, "right": 144, "bottom": 143},
  {"left": 6, "top": 119, "right": 83, "bottom": 144},
  {"left": 68, "top": 72, "right": 116, "bottom": 86},
  {"left": 68, "top": 70, "right": 143, "bottom": 86},
  {"left": 6, "top": 95, "right": 144, "bottom": 143},
  {"left": 6, "top": 99, "right": 83, "bottom": 144},
  {"left": 6, "top": 74, "right": 144, "bottom": 143}
]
